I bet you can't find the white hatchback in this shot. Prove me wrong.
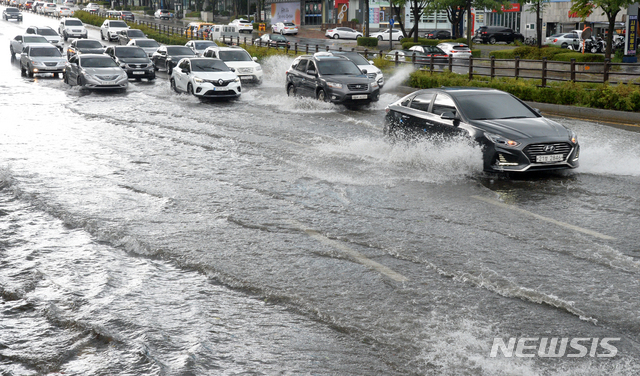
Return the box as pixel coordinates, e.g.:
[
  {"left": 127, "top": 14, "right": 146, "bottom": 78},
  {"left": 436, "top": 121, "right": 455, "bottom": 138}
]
[{"left": 436, "top": 42, "right": 472, "bottom": 59}]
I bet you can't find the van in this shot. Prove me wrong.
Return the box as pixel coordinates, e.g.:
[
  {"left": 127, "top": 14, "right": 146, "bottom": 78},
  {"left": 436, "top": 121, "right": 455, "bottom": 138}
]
[
  {"left": 208, "top": 24, "right": 239, "bottom": 43},
  {"left": 184, "top": 22, "right": 214, "bottom": 39}
]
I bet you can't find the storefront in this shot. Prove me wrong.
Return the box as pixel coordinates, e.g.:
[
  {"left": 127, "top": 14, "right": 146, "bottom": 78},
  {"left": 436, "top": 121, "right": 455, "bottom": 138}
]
[{"left": 304, "top": 1, "right": 322, "bottom": 25}]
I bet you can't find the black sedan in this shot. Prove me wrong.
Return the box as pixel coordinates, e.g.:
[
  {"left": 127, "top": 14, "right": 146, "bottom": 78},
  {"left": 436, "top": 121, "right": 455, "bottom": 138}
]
[
  {"left": 3, "top": 7, "right": 23, "bottom": 21},
  {"left": 423, "top": 30, "right": 451, "bottom": 39},
  {"left": 152, "top": 45, "right": 197, "bottom": 75},
  {"left": 384, "top": 87, "right": 580, "bottom": 172}
]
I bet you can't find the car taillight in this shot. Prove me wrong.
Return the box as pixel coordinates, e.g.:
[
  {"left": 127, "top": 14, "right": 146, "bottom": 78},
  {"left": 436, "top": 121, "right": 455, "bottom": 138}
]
[{"left": 553, "top": 39, "right": 558, "bottom": 42}]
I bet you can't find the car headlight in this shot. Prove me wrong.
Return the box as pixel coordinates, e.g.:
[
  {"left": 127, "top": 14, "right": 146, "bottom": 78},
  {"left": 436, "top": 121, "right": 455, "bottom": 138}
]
[
  {"left": 234, "top": 77, "right": 240, "bottom": 82},
  {"left": 30, "top": 60, "right": 44, "bottom": 66},
  {"left": 326, "top": 82, "right": 343, "bottom": 89},
  {"left": 569, "top": 131, "right": 578, "bottom": 144},
  {"left": 255, "top": 65, "right": 262, "bottom": 71},
  {"left": 371, "top": 82, "right": 379, "bottom": 88},
  {"left": 485, "top": 132, "right": 520, "bottom": 147},
  {"left": 194, "top": 77, "right": 204, "bottom": 83}
]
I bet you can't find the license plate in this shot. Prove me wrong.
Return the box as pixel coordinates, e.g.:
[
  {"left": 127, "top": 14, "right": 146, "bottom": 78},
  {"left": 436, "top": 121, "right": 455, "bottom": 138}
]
[
  {"left": 213, "top": 87, "right": 228, "bottom": 91},
  {"left": 352, "top": 94, "right": 368, "bottom": 100},
  {"left": 133, "top": 71, "right": 145, "bottom": 75},
  {"left": 536, "top": 154, "right": 564, "bottom": 163},
  {"left": 240, "top": 76, "right": 252, "bottom": 80}
]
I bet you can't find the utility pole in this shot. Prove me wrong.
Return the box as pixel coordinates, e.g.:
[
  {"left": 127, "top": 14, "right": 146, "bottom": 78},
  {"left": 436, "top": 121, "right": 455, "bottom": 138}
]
[{"left": 364, "top": 0, "right": 369, "bottom": 37}]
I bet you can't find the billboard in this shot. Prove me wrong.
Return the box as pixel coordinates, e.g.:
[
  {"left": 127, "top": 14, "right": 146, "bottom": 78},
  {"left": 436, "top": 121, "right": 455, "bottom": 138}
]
[{"left": 270, "top": 2, "right": 301, "bottom": 25}]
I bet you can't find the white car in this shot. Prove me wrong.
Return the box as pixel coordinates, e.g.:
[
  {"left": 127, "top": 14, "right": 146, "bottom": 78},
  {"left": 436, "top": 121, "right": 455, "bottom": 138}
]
[
  {"left": 370, "top": 28, "right": 404, "bottom": 41},
  {"left": 325, "top": 27, "right": 362, "bottom": 40},
  {"left": 127, "top": 38, "right": 161, "bottom": 57},
  {"left": 314, "top": 51, "right": 383, "bottom": 88},
  {"left": 83, "top": 3, "right": 100, "bottom": 13},
  {"left": 230, "top": 19, "right": 253, "bottom": 33},
  {"left": 170, "top": 57, "right": 241, "bottom": 99},
  {"left": 154, "top": 9, "right": 172, "bottom": 20},
  {"left": 25, "top": 26, "right": 63, "bottom": 50},
  {"left": 436, "top": 42, "right": 472, "bottom": 59},
  {"left": 185, "top": 40, "right": 217, "bottom": 56},
  {"left": 10, "top": 34, "right": 50, "bottom": 57},
  {"left": 202, "top": 46, "right": 262, "bottom": 84},
  {"left": 272, "top": 21, "right": 298, "bottom": 35},
  {"left": 56, "top": 6, "right": 74, "bottom": 18},
  {"left": 100, "top": 19, "right": 129, "bottom": 42},
  {"left": 42, "top": 2, "right": 57, "bottom": 16},
  {"left": 59, "top": 17, "right": 88, "bottom": 41}
]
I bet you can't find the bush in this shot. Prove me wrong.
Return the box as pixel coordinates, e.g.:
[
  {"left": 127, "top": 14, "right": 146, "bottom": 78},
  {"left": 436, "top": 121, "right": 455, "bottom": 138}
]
[
  {"left": 351, "top": 18, "right": 360, "bottom": 24},
  {"left": 357, "top": 37, "right": 378, "bottom": 48},
  {"left": 471, "top": 49, "right": 481, "bottom": 58}
]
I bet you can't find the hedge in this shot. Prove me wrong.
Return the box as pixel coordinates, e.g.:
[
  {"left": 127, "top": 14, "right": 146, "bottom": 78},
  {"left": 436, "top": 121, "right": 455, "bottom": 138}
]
[
  {"left": 489, "top": 46, "right": 606, "bottom": 62},
  {"left": 357, "top": 37, "right": 378, "bottom": 48}
]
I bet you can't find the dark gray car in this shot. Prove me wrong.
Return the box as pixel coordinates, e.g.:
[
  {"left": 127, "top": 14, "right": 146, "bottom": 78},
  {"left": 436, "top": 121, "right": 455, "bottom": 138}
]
[
  {"left": 151, "top": 45, "right": 197, "bottom": 75},
  {"left": 104, "top": 45, "right": 155, "bottom": 80}
]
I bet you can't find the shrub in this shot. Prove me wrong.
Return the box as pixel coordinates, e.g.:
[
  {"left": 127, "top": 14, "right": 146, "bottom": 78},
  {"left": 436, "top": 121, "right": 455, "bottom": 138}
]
[
  {"left": 471, "top": 49, "right": 481, "bottom": 58},
  {"left": 351, "top": 18, "right": 360, "bottom": 24},
  {"left": 357, "top": 37, "right": 378, "bottom": 48}
]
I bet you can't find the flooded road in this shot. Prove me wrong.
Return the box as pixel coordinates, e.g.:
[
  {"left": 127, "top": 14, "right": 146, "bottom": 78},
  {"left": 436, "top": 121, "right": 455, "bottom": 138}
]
[{"left": 2, "top": 10, "right": 640, "bottom": 375}]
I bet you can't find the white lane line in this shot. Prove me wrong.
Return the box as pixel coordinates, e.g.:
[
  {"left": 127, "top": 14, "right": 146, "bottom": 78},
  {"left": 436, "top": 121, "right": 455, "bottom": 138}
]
[
  {"left": 471, "top": 195, "right": 616, "bottom": 240},
  {"left": 290, "top": 220, "right": 408, "bottom": 282}
]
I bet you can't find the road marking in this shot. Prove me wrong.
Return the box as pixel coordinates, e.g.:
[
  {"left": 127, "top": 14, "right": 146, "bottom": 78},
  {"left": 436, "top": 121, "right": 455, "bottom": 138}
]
[
  {"left": 290, "top": 220, "right": 408, "bottom": 282},
  {"left": 471, "top": 195, "right": 616, "bottom": 240}
]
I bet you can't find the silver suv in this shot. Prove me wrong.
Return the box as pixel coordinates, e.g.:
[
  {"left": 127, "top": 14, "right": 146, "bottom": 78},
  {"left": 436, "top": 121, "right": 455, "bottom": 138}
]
[{"left": 58, "top": 18, "right": 88, "bottom": 41}]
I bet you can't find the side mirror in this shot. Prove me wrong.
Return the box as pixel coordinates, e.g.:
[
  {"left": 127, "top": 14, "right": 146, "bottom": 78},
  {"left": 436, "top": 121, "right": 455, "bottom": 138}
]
[
  {"left": 252, "top": 56, "right": 257, "bottom": 62},
  {"left": 533, "top": 108, "right": 542, "bottom": 114},
  {"left": 230, "top": 67, "right": 235, "bottom": 72},
  {"left": 441, "top": 111, "right": 456, "bottom": 120},
  {"left": 306, "top": 69, "right": 317, "bottom": 76},
  {"left": 361, "top": 69, "right": 368, "bottom": 75},
  {"left": 368, "top": 60, "right": 374, "bottom": 65}
]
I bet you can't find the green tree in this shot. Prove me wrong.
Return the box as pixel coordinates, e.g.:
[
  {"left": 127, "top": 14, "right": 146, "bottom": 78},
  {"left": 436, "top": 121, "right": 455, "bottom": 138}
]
[
  {"left": 390, "top": 0, "right": 436, "bottom": 41},
  {"left": 522, "top": 0, "right": 548, "bottom": 48},
  {"left": 434, "top": 0, "right": 511, "bottom": 44},
  {"left": 570, "top": 0, "right": 634, "bottom": 58}
]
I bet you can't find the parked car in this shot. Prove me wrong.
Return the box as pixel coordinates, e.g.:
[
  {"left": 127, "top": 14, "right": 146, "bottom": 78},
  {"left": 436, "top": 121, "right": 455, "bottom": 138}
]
[
  {"left": 151, "top": 45, "right": 197, "bottom": 75},
  {"left": 127, "top": 38, "right": 160, "bottom": 57},
  {"left": 422, "top": 29, "right": 452, "bottom": 39},
  {"left": 25, "top": 26, "right": 63, "bottom": 50},
  {"left": 437, "top": 42, "right": 472, "bottom": 59},
  {"left": 315, "top": 51, "right": 384, "bottom": 88},
  {"left": 170, "top": 57, "right": 241, "bottom": 99},
  {"left": 55, "top": 6, "right": 74, "bottom": 18},
  {"left": 59, "top": 17, "right": 88, "bottom": 41},
  {"left": 64, "top": 53, "right": 128, "bottom": 90},
  {"left": 390, "top": 47, "right": 449, "bottom": 67},
  {"left": 67, "top": 38, "right": 106, "bottom": 59},
  {"left": 154, "top": 9, "right": 172, "bottom": 20},
  {"left": 117, "top": 28, "right": 146, "bottom": 45},
  {"left": 285, "top": 54, "right": 380, "bottom": 107},
  {"left": 202, "top": 46, "right": 262, "bottom": 84},
  {"left": 272, "top": 21, "right": 298, "bottom": 35},
  {"left": 543, "top": 32, "right": 579, "bottom": 48},
  {"left": 185, "top": 40, "right": 217, "bottom": 56},
  {"left": 474, "top": 26, "right": 524, "bottom": 44},
  {"left": 100, "top": 19, "right": 129, "bottom": 42},
  {"left": 20, "top": 44, "right": 66, "bottom": 78},
  {"left": 230, "top": 18, "right": 253, "bottom": 33},
  {"left": 10, "top": 34, "right": 50, "bottom": 57},
  {"left": 2, "top": 7, "right": 23, "bottom": 21},
  {"left": 104, "top": 45, "right": 155, "bottom": 80},
  {"left": 370, "top": 28, "right": 405, "bottom": 41},
  {"left": 384, "top": 87, "right": 580, "bottom": 172},
  {"left": 254, "top": 33, "right": 290, "bottom": 48},
  {"left": 62, "top": 0, "right": 75, "bottom": 6},
  {"left": 83, "top": 3, "right": 100, "bottom": 13},
  {"left": 119, "top": 10, "right": 135, "bottom": 21},
  {"left": 325, "top": 27, "right": 362, "bottom": 40}
]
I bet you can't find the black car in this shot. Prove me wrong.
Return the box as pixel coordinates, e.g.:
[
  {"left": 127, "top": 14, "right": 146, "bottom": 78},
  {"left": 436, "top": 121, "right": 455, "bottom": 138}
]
[
  {"left": 384, "top": 87, "right": 580, "bottom": 172},
  {"left": 254, "top": 33, "right": 290, "bottom": 48},
  {"left": 120, "top": 10, "right": 135, "bottom": 21},
  {"left": 3, "top": 7, "right": 23, "bottom": 21},
  {"left": 104, "top": 45, "right": 155, "bottom": 80},
  {"left": 151, "top": 45, "right": 197, "bottom": 75},
  {"left": 118, "top": 29, "right": 146, "bottom": 45},
  {"left": 474, "top": 26, "right": 524, "bottom": 44},
  {"left": 285, "top": 54, "right": 380, "bottom": 107},
  {"left": 423, "top": 30, "right": 451, "bottom": 39},
  {"left": 66, "top": 38, "right": 105, "bottom": 59}
]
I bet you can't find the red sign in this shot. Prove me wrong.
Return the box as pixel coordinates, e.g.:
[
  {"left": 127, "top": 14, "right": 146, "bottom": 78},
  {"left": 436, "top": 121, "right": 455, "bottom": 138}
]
[
  {"left": 334, "top": 0, "right": 348, "bottom": 8},
  {"left": 492, "top": 3, "right": 521, "bottom": 13}
]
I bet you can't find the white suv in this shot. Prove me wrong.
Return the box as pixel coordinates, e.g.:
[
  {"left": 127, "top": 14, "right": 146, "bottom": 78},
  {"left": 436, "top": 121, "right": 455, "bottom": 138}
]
[
  {"left": 58, "top": 17, "right": 88, "bottom": 41},
  {"left": 202, "top": 46, "right": 263, "bottom": 84},
  {"left": 100, "top": 19, "right": 130, "bottom": 42},
  {"left": 230, "top": 19, "right": 253, "bottom": 33}
]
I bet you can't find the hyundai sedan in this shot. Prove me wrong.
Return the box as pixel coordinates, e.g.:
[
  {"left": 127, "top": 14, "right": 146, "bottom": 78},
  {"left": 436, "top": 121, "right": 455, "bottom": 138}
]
[
  {"left": 384, "top": 87, "right": 580, "bottom": 172},
  {"left": 64, "top": 53, "right": 128, "bottom": 91},
  {"left": 20, "top": 44, "right": 66, "bottom": 77}
]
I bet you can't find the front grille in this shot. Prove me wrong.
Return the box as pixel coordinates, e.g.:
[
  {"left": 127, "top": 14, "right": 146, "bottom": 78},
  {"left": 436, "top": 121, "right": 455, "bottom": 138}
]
[
  {"left": 128, "top": 63, "right": 148, "bottom": 69},
  {"left": 523, "top": 142, "right": 573, "bottom": 162},
  {"left": 44, "top": 62, "right": 58, "bottom": 67},
  {"left": 204, "top": 79, "right": 234, "bottom": 87},
  {"left": 237, "top": 67, "right": 253, "bottom": 74},
  {"left": 202, "top": 90, "right": 236, "bottom": 96},
  {"left": 347, "top": 83, "right": 368, "bottom": 91},
  {"left": 96, "top": 75, "right": 120, "bottom": 80}
]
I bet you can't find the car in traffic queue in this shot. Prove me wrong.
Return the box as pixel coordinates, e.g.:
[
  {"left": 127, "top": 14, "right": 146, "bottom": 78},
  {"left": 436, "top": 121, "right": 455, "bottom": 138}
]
[
  {"left": 59, "top": 17, "right": 88, "bottom": 41},
  {"left": 154, "top": 9, "right": 172, "bottom": 20},
  {"left": 384, "top": 87, "right": 580, "bottom": 172},
  {"left": 25, "top": 26, "right": 63, "bottom": 50},
  {"left": 41, "top": 2, "right": 57, "bottom": 16},
  {"left": 272, "top": 21, "right": 298, "bottom": 35},
  {"left": 66, "top": 38, "right": 106, "bottom": 59},
  {"left": 10, "top": 34, "right": 50, "bottom": 57},
  {"left": 202, "top": 45, "right": 262, "bottom": 84},
  {"left": 119, "top": 11, "right": 135, "bottom": 21},
  {"left": 254, "top": 33, "right": 290, "bottom": 48},
  {"left": 170, "top": 57, "right": 241, "bottom": 99},
  {"left": 64, "top": 53, "right": 128, "bottom": 90},
  {"left": 285, "top": 54, "right": 380, "bottom": 107},
  {"left": 127, "top": 38, "right": 160, "bottom": 57},
  {"left": 437, "top": 42, "right": 472, "bottom": 59},
  {"left": 230, "top": 18, "right": 253, "bottom": 33},
  {"left": 117, "top": 28, "right": 146, "bottom": 45},
  {"left": 100, "top": 19, "right": 129, "bottom": 42},
  {"left": 422, "top": 29, "right": 452, "bottom": 39},
  {"left": 83, "top": 3, "right": 100, "bottom": 14},
  {"left": 104, "top": 45, "right": 155, "bottom": 80},
  {"left": 3, "top": 7, "right": 23, "bottom": 21},
  {"left": 24, "top": 1, "right": 35, "bottom": 11},
  {"left": 55, "top": 6, "right": 74, "bottom": 18},
  {"left": 325, "top": 27, "right": 362, "bottom": 40},
  {"left": 473, "top": 26, "right": 524, "bottom": 44},
  {"left": 20, "top": 44, "right": 66, "bottom": 78},
  {"left": 151, "top": 45, "right": 197, "bottom": 75},
  {"left": 185, "top": 40, "right": 217, "bottom": 56},
  {"left": 406, "top": 45, "right": 449, "bottom": 66},
  {"left": 315, "top": 51, "right": 384, "bottom": 88},
  {"left": 370, "top": 28, "right": 405, "bottom": 41}
]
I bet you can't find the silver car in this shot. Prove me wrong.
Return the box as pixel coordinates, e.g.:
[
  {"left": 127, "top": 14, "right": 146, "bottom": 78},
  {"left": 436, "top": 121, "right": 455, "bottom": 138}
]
[
  {"left": 64, "top": 54, "right": 128, "bottom": 91},
  {"left": 543, "top": 32, "right": 579, "bottom": 48},
  {"left": 127, "top": 38, "right": 161, "bottom": 57},
  {"left": 20, "top": 44, "right": 66, "bottom": 78}
]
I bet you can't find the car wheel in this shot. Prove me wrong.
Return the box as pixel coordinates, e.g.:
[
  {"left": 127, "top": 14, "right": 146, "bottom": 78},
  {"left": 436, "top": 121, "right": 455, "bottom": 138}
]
[
  {"left": 153, "top": 63, "right": 158, "bottom": 71},
  {"left": 167, "top": 64, "right": 173, "bottom": 75},
  {"left": 489, "top": 36, "right": 496, "bottom": 44},
  {"left": 100, "top": 31, "right": 104, "bottom": 40},
  {"left": 187, "top": 83, "right": 194, "bottom": 96},
  {"left": 77, "top": 74, "right": 83, "bottom": 87},
  {"left": 63, "top": 72, "right": 68, "bottom": 84},
  {"left": 63, "top": 32, "right": 68, "bottom": 41},
  {"left": 333, "top": 34, "right": 339, "bottom": 39},
  {"left": 27, "top": 68, "right": 34, "bottom": 78},
  {"left": 317, "top": 89, "right": 327, "bottom": 102},
  {"left": 561, "top": 42, "right": 568, "bottom": 49},
  {"left": 286, "top": 83, "right": 296, "bottom": 97},
  {"left": 170, "top": 78, "right": 178, "bottom": 92},
  {"left": 377, "top": 36, "right": 383, "bottom": 41},
  {"left": 20, "top": 65, "right": 26, "bottom": 76},
  {"left": 10, "top": 45, "right": 15, "bottom": 56}
]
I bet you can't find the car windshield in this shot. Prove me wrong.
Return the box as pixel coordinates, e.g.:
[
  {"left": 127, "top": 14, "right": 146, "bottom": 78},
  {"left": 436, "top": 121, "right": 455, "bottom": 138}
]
[
  {"left": 129, "top": 30, "right": 145, "bottom": 37},
  {"left": 284, "top": 22, "right": 295, "bottom": 27},
  {"left": 218, "top": 50, "right": 252, "bottom": 62},
  {"left": 316, "top": 60, "right": 362, "bottom": 75},
  {"left": 122, "top": 11, "right": 132, "bottom": 15},
  {"left": 77, "top": 40, "right": 102, "bottom": 48},
  {"left": 30, "top": 47, "right": 61, "bottom": 57},
  {"left": 110, "top": 21, "right": 128, "bottom": 28},
  {"left": 167, "top": 47, "right": 196, "bottom": 55},
  {"left": 271, "top": 34, "right": 286, "bottom": 41},
  {"left": 136, "top": 39, "right": 159, "bottom": 47},
  {"left": 66, "top": 20, "right": 83, "bottom": 26},
  {"left": 191, "top": 59, "right": 230, "bottom": 72},
  {"left": 115, "top": 48, "right": 147, "bottom": 58},
  {"left": 81, "top": 57, "right": 119, "bottom": 68},
  {"left": 37, "top": 29, "right": 57, "bottom": 36},
  {"left": 194, "top": 41, "right": 215, "bottom": 49},
  {"left": 24, "top": 36, "right": 49, "bottom": 43},
  {"left": 456, "top": 93, "right": 537, "bottom": 120},
  {"left": 7, "top": 8, "right": 19, "bottom": 12}
]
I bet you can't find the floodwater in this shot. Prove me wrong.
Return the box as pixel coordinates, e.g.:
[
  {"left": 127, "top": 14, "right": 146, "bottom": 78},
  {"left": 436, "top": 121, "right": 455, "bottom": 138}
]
[{"left": 2, "top": 10, "right": 640, "bottom": 375}]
